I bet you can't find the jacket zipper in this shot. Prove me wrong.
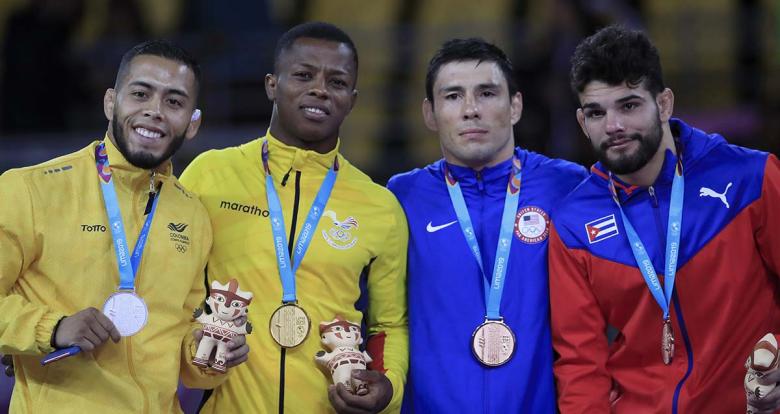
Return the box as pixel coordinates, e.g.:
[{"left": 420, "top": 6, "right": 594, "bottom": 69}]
[
  {"left": 474, "top": 169, "right": 490, "bottom": 413},
  {"left": 126, "top": 172, "right": 155, "bottom": 413},
  {"left": 648, "top": 185, "right": 694, "bottom": 413},
  {"left": 278, "top": 170, "right": 301, "bottom": 414}
]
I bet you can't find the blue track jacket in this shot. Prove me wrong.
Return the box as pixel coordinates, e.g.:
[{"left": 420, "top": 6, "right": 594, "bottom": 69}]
[{"left": 388, "top": 148, "right": 587, "bottom": 413}]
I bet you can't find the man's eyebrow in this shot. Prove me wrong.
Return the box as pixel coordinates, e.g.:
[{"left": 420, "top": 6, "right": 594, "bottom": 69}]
[
  {"left": 127, "top": 80, "right": 190, "bottom": 99},
  {"left": 581, "top": 102, "right": 603, "bottom": 110},
  {"left": 296, "top": 62, "right": 350, "bottom": 76},
  {"left": 476, "top": 82, "right": 500, "bottom": 89},
  {"left": 615, "top": 94, "right": 644, "bottom": 103},
  {"left": 438, "top": 85, "right": 464, "bottom": 94},
  {"left": 581, "top": 94, "right": 644, "bottom": 109}
]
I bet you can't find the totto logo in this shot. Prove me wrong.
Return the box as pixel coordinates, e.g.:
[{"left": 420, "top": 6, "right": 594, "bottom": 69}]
[{"left": 81, "top": 224, "right": 107, "bottom": 232}]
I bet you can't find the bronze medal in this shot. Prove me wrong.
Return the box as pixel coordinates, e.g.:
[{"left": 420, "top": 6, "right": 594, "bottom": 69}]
[
  {"left": 662, "top": 319, "right": 674, "bottom": 365},
  {"left": 471, "top": 320, "right": 516, "bottom": 367},
  {"left": 269, "top": 303, "right": 311, "bottom": 348}
]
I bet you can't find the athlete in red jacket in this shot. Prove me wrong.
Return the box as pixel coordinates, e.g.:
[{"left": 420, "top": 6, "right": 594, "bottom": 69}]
[{"left": 549, "top": 25, "right": 780, "bottom": 413}]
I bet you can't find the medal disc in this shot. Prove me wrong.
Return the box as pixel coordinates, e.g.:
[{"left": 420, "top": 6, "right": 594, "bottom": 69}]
[
  {"left": 662, "top": 320, "right": 675, "bottom": 365},
  {"left": 471, "top": 320, "right": 516, "bottom": 366},
  {"left": 269, "top": 303, "right": 311, "bottom": 348},
  {"left": 103, "top": 292, "right": 148, "bottom": 336}
]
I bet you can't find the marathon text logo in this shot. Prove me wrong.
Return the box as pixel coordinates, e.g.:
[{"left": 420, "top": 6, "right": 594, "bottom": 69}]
[{"left": 220, "top": 201, "right": 269, "bottom": 217}]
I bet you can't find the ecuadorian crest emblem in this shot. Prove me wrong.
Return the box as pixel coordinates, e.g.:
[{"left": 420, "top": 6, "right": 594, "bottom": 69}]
[{"left": 322, "top": 210, "right": 359, "bottom": 250}]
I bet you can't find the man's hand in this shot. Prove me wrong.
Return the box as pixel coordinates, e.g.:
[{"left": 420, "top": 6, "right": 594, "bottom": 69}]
[
  {"left": 328, "top": 370, "right": 393, "bottom": 414},
  {"left": 54, "top": 308, "right": 121, "bottom": 351},
  {"left": 747, "top": 368, "right": 780, "bottom": 413},
  {"left": 191, "top": 329, "right": 250, "bottom": 368}
]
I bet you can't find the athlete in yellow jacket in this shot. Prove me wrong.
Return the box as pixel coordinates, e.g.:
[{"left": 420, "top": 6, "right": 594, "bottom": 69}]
[
  {"left": 0, "top": 41, "right": 247, "bottom": 413},
  {"left": 180, "top": 22, "right": 408, "bottom": 413}
]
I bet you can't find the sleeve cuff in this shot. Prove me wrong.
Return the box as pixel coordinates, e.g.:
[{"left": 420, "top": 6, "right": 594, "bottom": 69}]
[{"left": 35, "top": 310, "right": 67, "bottom": 353}]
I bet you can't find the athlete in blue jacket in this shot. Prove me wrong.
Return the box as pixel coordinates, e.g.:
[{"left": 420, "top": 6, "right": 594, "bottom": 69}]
[{"left": 388, "top": 38, "right": 587, "bottom": 413}]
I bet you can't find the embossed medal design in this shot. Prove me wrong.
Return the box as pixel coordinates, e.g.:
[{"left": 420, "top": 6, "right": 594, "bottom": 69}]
[
  {"left": 662, "top": 319, "right": 674, "bottom": 365},
  {"left": 103, "top": 291, "right": 148, "bottom": 336},
  {"left": 471, "top": 320, "right": 516, "bottom": 367},
  {"left": 269, "top": 303, "right": 311, "bottom": 348}
]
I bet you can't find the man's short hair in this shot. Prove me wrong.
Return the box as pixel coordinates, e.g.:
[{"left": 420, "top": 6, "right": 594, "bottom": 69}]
[
  {"left": 115, "top": 39, "right": 201, "bottom": 91},
  {"left": 570, "top": 25, "right": 665, "bottom": 96},
  {"left": 273, "top": 21, "right": 359, "bottom": 77},
  {"left": 425, "top": 38, "right": 517, "bottom": 103}
]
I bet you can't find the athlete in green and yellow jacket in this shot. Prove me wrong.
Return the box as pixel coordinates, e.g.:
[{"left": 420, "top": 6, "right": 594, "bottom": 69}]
[
  {"left": 181, "top": 131, "right": 408, "bottom": 413},
  {"left": 180, "top": 22, "right": 408, "bottom": 414},
  {"left": 0, "top": 41, "right": 247, "bottom": 413}
]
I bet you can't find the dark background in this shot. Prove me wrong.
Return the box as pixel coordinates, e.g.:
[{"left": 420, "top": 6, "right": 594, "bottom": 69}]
[
  {"left": 0, "top": 0, "right": 777, "bottom": 182},
  {"left": 0, "top": 0, "right": 778, "bottom": 412}
]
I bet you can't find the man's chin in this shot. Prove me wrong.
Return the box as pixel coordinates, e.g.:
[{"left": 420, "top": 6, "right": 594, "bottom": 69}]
[{"left": 125, "top": 150, "right": 167, "bottom": 170}]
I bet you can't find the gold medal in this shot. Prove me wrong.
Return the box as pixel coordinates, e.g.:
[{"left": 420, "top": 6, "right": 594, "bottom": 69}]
[
  {"left": 662, "top": 318, "right": 674, "bottom": 365},
  {"left": 471, "top": 320, "right": 516, "bottom": 367},
  {"left": 269, "top": 303, "right": 311, "bottom": 348}
]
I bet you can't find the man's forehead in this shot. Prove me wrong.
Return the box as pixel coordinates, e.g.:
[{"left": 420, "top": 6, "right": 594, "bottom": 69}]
[
  {"left": 579, "top": 80, "right": 651, "bottom": 105},
  {"left": 434, "top": 60, "right": 506, "bottom": 90},
  {"left": 120, "top": 54, "right": 196, "bottom": 90},
  {"left": 279, "top": 38, "right": 356, "bottom": 70}
]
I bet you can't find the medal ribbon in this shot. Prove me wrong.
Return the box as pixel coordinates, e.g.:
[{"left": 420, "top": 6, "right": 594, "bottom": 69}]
[
  {"left": 444, "top": 157, "right": 522, "bottom": 321},
  {"left": 95, "top": 142, "right": 160, "bottom": 291},
  {"left": 262, "top": 139, "right": 338, "bottom": 303},
  {"left": 608, "top": 161, "right": 684, "bottom": 321}
]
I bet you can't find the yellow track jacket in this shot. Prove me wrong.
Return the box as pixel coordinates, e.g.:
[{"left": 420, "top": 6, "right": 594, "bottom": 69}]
[
  {"left": 0, "top": 138, "right": 225, "bottom": 413},
  {"left": 180, "top": 133, "right": 408, "bottom": 413}
]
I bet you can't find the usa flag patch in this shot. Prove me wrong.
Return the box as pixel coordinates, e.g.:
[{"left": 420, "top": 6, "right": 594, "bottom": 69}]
[{"left": 585, "top": 214, "right": 619, "bottom": 244}]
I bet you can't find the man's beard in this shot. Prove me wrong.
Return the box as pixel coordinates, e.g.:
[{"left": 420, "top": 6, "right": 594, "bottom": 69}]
[
  {"left": 595, "top": 116, "right": 663, "bottom": 175},
  {"left": 112, "top": 114, "right": 185, "bottom": 169}
]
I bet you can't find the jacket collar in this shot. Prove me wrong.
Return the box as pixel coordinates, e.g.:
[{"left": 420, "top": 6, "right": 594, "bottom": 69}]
[
  {"left": 260, "top": 130, "right": 341, "bottom": 177},
  {"left": 436, "top": 149, "right": 522, "bottom": 194}
]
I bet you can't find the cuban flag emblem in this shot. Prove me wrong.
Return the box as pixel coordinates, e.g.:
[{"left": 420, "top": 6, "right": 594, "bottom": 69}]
[{"left": 585, "top": 214, "right": 619, "bottom": 244}]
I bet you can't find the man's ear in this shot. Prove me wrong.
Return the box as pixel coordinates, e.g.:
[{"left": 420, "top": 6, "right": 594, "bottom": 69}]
[
  {"left": 103, "top": 88, "right": 116, "bottom": 121},
  {"left": 348, "top": 88, "right": 358, "bottom": 112},
  {"left": 510, "top": 92, "right": 523, "bottom": 125},
  {"left": 422, "top": 98, "right": 438, "bottom": 132},
  {"left": 265, "top": 73, "right": 277, "bottom": 101},
  {"left": 657, "top": 88, "right": 675, "bottom": 122},
  {"left": 576, "top": 108, "right": 590, "bottom": 141},
  {"left": 185, "top": 109, "right": 202, "bottom": 140}
]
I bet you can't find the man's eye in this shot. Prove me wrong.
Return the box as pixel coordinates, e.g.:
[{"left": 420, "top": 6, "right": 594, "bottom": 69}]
[
  {"left": 624, "top": 102, "right": 638, "bottom": 110},
  {"left": 131, "top": 91, "right": 147, "bottom": 98},
  {"left": 444, "top": 93, "right": 459, "bottom": 100},
  {"left": 330, "top": 79, "right": 347, "bottom": 88},
  {"left": 585, "top": 110, "right": 605, "bottom": 118},
  {"left": 293, "top": 72, "right": 312, "bottom": 79},
  {"left": 167, "top": 98, "right": 182, "bottom": 107}
]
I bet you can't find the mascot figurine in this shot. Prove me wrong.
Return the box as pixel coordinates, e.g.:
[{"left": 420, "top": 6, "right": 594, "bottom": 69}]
[
  {"left": 745, "top": 333, "right": 780, "bottom": 413},
  {"left": 192, "top": 279, "right": 253, "bottom": 373},
  {"left": 315, "top": 316, "right": 372, "bottom": 395}
]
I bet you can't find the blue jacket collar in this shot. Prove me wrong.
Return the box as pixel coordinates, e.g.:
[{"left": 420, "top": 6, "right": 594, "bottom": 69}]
[{"left": 436, "top": 148, "right": 523, "bottom": 193}]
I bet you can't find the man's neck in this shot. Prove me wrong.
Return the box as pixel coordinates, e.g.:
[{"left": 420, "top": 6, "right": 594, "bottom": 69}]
[
  {"left": 268, "top": 124, "right": 337, "bottom": 155},
  {"left": 444, "top": 144, "right": 514, "bottom": 172},
  {"left": 616, "top": 124, "right": 676, "bottom": 187}
]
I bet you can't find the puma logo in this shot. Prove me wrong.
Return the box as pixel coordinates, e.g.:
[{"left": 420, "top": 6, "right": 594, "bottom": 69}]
[{"left": 699, "top": 182, "right": 732, "bottom": 208}]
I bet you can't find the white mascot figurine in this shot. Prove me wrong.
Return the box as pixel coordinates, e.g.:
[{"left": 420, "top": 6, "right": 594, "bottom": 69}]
[
  {"left": 192, "top": 278, "right": 253, "bottom": 373},
  {"left": 315, "top": 316, "right": 373, "bottom": 395},
  {"left": 745, "top": 333, "right": 780, "bottom": 413}
]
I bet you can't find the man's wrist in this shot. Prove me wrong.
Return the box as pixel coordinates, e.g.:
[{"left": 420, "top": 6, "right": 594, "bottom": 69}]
[{"left": 49, "top": 316, "right": 67, "bottom": 350}]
